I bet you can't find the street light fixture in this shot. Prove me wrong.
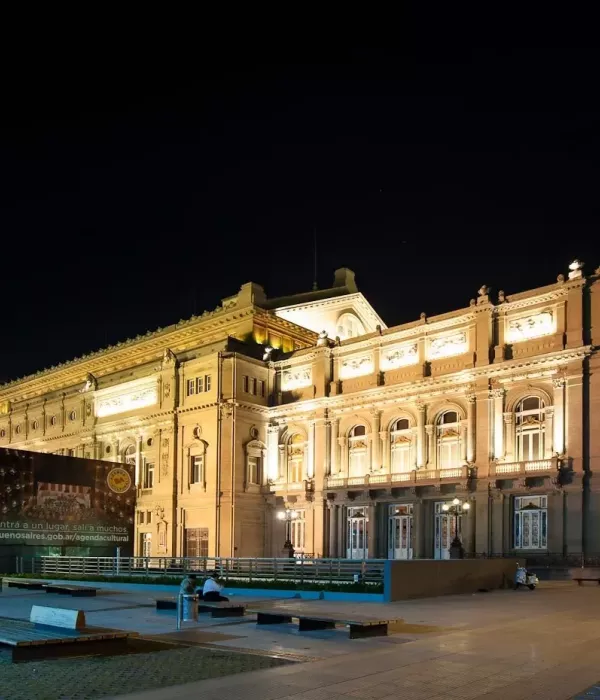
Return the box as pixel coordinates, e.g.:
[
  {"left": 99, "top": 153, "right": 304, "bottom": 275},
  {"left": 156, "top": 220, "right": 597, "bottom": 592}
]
[
  {"left": 442, "top": 498, "right": 470, "bottom": 559},
  {"left": 277, "top": 509, "right": 298, "bottom": 558}
]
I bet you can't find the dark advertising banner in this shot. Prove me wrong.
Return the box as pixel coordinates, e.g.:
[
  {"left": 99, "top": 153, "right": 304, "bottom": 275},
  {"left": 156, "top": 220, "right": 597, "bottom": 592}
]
[{"left": 0, "top": 449, "right": 135, "bottom": 548}]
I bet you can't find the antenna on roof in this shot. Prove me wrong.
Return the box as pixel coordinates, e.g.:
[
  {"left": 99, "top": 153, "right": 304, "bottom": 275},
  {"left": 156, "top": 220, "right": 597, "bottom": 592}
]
[{"left": 312, "top": 228, "right": 318, "bottom": 291}]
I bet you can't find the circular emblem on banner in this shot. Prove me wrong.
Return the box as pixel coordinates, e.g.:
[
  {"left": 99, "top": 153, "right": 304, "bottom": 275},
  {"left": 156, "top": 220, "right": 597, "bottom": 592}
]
[{"left": 107, "top": 467, "right": 132, "bottom": 494}]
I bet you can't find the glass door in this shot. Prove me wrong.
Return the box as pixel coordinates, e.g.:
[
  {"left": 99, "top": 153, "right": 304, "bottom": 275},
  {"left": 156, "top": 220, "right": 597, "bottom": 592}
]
[
  {"left": 388, "top": 504, "right": 413, "bottom": 559},
  {"left": 434, "top": 501, "right": 462, "bottom": 560},
  {"left": 346, "top": 507, "right": 368, "bottom": 559}
]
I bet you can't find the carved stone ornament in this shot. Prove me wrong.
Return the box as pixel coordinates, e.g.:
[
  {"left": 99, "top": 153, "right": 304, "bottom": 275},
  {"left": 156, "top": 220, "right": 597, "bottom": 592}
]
[
  {"left": 162, "top": 437, "right": 169, "bottom": 449},
  {"left": 85, "top": 403, "right": 92, "bottom": 417},
  {"left": 80, "top": 373, "right": 97, "bottom": 393},
  {"left": 250, "top": 426, "right": 259, "bottom": 439},
  {"left": 192, "top": 425, "right": 202, "bottom": 440},
  {"left": 162, "top": 348, "right": 176, "bottom": 368},
  {"left": 161, "top": 455, "right": 169, "bottom": 477},
  {"left": 164, "top": 382, "right": 171, "bottom": 399}
]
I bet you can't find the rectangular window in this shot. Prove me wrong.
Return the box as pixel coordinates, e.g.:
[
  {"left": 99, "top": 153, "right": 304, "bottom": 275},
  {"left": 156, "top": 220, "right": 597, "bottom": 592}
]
[
  {"left": 196, "top": 376, "right": 204, "bottom": 393},
  {"left": 243, "top": 376, "right": 249, "bottom": 393},
  {"left": 140, "top": 532, "right": 152, "bottom": 557},
  {"left": 392, "top": 445, "right": 411, "bottom": 473},
  {"left": 191, "top": 455, "right": 204, "bottom": 484},
  {"left": 143, "top": 462, "right": 155, "bottom": 489},
  {"left": 138, "top": 511, "right": 145, "bottom": 525},
  {"left": 185, "top": 527, "right": 209, "bottom": 557},
  {"left": 290, "top": 511, "right": 306, "bottom": 553},
  {"left": 205, "top": 375, "right": 212, "bottom": 392},
  {"left": 187, "top": 379, "right": 195, "bottom": 396},
  {"left": 146, "top": 511, "right": 152, "bottom": 524},
  {"left": 259, "top": 380, "right": 265, "bottom": 398},
  {"left": 250, "top": 377, "right": 256, "bottom": 395},
  {"left": 247, "top": 456, "right": 260, "bottom": 485},
  {"left": 159, "top": 530, "right": 166, "bottom": 548},
  {"left": 439, "top": 440, "right": 460, "bottom": 469},
  {"left": 514, "top": 496, "right": 548, "bottom": 549}
]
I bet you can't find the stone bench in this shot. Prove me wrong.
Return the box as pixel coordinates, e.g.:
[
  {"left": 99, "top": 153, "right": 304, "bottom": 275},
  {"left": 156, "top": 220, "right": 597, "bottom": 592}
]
[
  {"left": 247, "top": 606, "right": 404, "bottom": 639},
  {"left": 7, "top": 580, "right": 46, "bottom": 590},
  {"left": 155, "top": 598, "right": 245, "bottom": 618},
  {"left": 43, "top": 584, "right": 98, "bottom": 597},
  {"left": 0, "top": 606, "right": 131, "bottom": 661},
  {"left": 569, "top": 568, "right": 600, "bottom": 586},
  {"left": 198, "top": 600, "right": 246, "bottom": 618}
]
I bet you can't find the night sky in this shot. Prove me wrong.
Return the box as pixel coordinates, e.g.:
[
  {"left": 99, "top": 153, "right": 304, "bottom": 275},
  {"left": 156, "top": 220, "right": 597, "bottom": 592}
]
[{"left": 1, "top": 37, "right": 599, "bottom": 384}]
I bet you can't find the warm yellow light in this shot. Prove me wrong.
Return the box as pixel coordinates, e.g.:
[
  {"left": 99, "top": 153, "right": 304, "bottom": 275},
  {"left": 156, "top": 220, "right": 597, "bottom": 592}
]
[
  {"left": 452, "top": 498, "right": 460, "bottom": 506},
  {"left": 442, "top": 504, "right": 450, "bottom": 512},
  {"left": 276, "top": 511, "right": 285, "bottom": 521},
  {"left": 463, "top": 502, "right": 471, "bottom": 511}
]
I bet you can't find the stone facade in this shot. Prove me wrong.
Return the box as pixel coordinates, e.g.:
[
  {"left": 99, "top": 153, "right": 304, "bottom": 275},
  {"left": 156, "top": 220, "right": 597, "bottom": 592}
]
[{"left": 1, "top": 263, "right": 599, "bottom": 562}]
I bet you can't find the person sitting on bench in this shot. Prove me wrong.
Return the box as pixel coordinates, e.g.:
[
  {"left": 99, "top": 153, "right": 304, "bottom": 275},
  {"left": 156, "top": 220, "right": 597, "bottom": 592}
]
[{"left": 202, "top": 571, "right": 229, "bottom": 602}]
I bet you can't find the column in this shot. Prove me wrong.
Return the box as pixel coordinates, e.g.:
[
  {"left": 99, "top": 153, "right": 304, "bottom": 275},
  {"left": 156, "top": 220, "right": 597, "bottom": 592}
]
[
  {"left": 413, "top": 500, "right": 425, "bottom": 559},
  {"left": 553, "top": 377, "right": 566, "bottom": 455},
  {"left": 380, "top": 431, "right": 390, "bottom": 473},
  {"left": 367, "top": 503, "right": 377, "bottom": 558},
  {"left": 544, "top": 407, "right": 555, "bottom": 458},
  {"left": 306, "top": 421, "right": 315, "bottom": 479},
  {"left": 493, "top": 389, "right": 505, "bottom": 460},
  {"left": 371, "top": 411, "right": 381, "bottom": 470},
  {"left": 504, "top": 413, "right": 514, "bottom": 461},
  {"left": 328, "top": 504, "right": 338, "bottom": 557},
  {"left": 266, "top": 426, "right": 279, "bottom": 481},
  {"left": 135, "top": 435, "right": 142, "bottom": 486},
  {"left": 426, "top": 425, "right": 435, "bottom": 467},
  {"left": 461, "top": 422, "right": 468, "bottom": 463},
  {"left": 416, "top": 404, "right": 426, "bottom": 468},
  {"left": 278, "top": 444, "right": 285, "bottom": 480},
  {"left": 337, "top": 505, "right": 345, "bottom": 557},
  {"left": 338, "top": 436, "right": 348, "bottom": 475},
  {"left": 467, "top": 395, "right": 476, "bottom": 463},
  {"left": 330, "top": 419, "right": 339, "bottom": 474}
]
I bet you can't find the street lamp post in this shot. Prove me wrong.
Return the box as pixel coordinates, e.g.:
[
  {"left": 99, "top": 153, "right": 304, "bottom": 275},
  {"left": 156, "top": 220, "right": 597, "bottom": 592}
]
[
  {"left": 442, "top": 497, "right": 471, "bottom": 559},
  {"left": 277, "top": 508, "right": 298, "bottom": 558}
]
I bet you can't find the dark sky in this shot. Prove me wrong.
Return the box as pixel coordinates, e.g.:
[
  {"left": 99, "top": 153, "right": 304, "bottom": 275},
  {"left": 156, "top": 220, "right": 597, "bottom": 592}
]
[{"left": 1, "top": 35, "right": 599, "bottom": 383}]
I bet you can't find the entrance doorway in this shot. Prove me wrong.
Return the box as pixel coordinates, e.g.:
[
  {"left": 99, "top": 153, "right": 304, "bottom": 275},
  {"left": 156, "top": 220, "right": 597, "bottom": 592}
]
[
  {"left": 388, "top": 504, "right": 413, "bottom": 559},
  {"left": 346, "top": 507, "right": 368, "bottom": 559},
  {"left": 434, "top": 501, "right": 463, "bottom": 559}
]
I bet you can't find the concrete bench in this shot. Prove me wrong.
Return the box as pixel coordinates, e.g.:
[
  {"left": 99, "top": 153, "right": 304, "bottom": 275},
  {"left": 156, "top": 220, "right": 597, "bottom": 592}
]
[
  {"left": 0, "top": 606, "right": 132, "bottom": 661},
  {"left": 198, "top": 601, "right": 246, "bottom": 618},
  {"left": 247, "top": 606, "right": 404, "bottom": 639},
  {"left": 573, "top": 577, "right": 600, "bottom": 586},
  {"left": 43, "top": 584, "right": 97, "bottom": 597},
  {"left": 155, "top": 598, "right": 245, "bottom": 618},
  {"left": 7, "top": 580, "right": 46, "bottom": 590}
]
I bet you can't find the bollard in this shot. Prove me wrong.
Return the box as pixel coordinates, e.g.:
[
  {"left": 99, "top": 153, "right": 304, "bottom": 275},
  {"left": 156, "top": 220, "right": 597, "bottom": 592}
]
[{"left": 177, "top": 593, "right": 198, "bottom": 629}]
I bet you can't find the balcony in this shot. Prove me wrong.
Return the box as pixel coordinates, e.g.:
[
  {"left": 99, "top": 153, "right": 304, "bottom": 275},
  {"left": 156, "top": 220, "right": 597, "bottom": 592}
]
[
  {"left": 264, "top": 479, "right": 314, "bottom": 494},
  {"left": 325, "top": 466, "right": 470, "bottom": 489},
  {"left": 489, "top": 457, "right": 558, "bottom": 477}
]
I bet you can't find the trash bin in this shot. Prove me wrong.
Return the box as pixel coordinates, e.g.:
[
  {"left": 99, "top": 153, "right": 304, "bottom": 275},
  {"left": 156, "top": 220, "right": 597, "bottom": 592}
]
[{"left": 181, "top": 594, "right": 198, "bottom": 622}]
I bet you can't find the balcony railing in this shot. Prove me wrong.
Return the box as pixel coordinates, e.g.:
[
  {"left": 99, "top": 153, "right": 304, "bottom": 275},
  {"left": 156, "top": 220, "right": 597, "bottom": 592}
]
[
  {"left": 490, "top": 457, "right": 557, "bottom": 477},
  {"left": 325, "top": 466, "right": 469, "bottom": 489}
]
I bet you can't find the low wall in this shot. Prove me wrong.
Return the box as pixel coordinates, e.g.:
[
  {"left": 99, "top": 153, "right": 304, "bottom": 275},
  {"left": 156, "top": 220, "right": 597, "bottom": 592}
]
[{"left": 384, "top": 559, "right": 518, "bottom": 601}]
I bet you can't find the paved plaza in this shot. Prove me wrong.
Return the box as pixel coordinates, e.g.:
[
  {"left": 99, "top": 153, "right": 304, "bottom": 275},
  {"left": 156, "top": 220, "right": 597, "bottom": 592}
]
[{"left": 1, "top": 581, "right": 600, "bottom": 699}]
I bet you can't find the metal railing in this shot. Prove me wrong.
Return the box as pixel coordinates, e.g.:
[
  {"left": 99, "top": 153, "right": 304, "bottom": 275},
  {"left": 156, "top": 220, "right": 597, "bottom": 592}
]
[{"left": 17, "top": 555, "right": 385, "bottom": 585}]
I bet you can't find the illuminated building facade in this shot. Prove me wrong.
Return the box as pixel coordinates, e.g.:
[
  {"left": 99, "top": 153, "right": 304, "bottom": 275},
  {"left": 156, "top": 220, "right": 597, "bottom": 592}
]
[{"left": 1, "top": 263, "right": 599, "bottom": 562}]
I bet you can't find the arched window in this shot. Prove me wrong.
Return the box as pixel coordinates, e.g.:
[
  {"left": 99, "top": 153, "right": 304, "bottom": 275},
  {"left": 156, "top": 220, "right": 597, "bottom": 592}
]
[
  {"left": 287, "top": 434, "right": 305, "bottom": 483},
  {"left": 336, "top": 313, "right": 365, "bottom": 340},
  {"left": 391, "top": 418, "right": 412, "bottom": 473},
  {"left": 515, "top": 396, "right": 545, "bottom": 461},
  {"left": 349, "top": 425, "right": 368, "bottom": 476},
  {"left": 437, "top": 411, "right": 461, "bottom": 469},
  {"left": 123, "top": 444, "right": 137, "bottom": 466}
]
